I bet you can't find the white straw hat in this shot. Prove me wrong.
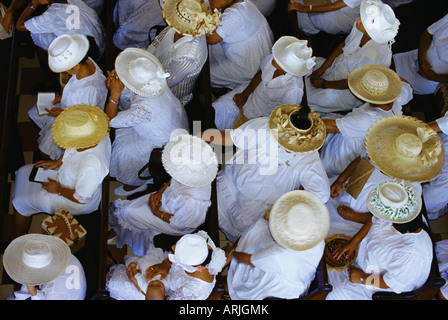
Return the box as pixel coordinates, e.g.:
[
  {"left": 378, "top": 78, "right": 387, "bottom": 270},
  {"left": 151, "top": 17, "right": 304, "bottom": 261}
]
[
  {"left": 115, "top": 48, "right": 170, "bottom": 97},
  {"left": 162, "top": 134, "right": 218, "bottom": 187},
  {"left": 162, "top": 0, "right": 221, "bottom": 36},
  {"left": 272, "top": 36, "right": 315, "bottom": 77},
  {"left": 360, "top": 0, "right": 400, "bottom": 44},
  {"left": 268, "top": 190, "right": 330, "bottom": 251},
  {"left": 365, "top": 115, "right": 444, "bottom": 183},
  {"left": 48, "top": 33, "right": 90, "bottom": 73},
  {"left": 348, "top": 64, "right": 402, "bottom": 104},
  {"left": 2, "top": 234, "right": 71, "bottom": 286},
  {"left": 169, "top": 233, "right": 208, "bottom": 267},
  {"left": 268, "top": 104, "right": 326, "bottom": 154},
  {"left": 367, "top": 180, "right": 422, "bottom": 223}
]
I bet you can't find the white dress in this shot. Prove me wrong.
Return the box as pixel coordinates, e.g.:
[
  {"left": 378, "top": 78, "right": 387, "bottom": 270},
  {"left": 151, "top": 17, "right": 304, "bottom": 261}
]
[
  {"left": 393, "top": 13, "right": 448, "bottom": 95},
  {"left": 147, "top": 27, "right": 208, "bottom": 107},
  {"left": 24, "top": 0, "right": 105, "bottom": 56},
  {"left": 227, "top": 217, "right": 325, "bottom": 300},
  {"left": 28, "top": 58, "right": 107, "bottom": 160},
  {"left": 113, "top": 0, "right": 166, "bottom": 50},
  {"left": 295, "top": 0, "right": 362, "bottom": 36},
  {"left": 108, "top": 179, "right": 212, "bottom": 256},
  {"left": 326, "top": 216, "right": 433, "bottom": 300},
  {"left": 82, "top": 0, "right": 104, "bottom": 14},
  {"left": 12, "top": 136, "right": 111, "bottom": 216},
  {"left": 212, "top": 54, "right": 304, "bottom": 130},
  {"left": 217, "top": 118, "right": 330, "bottom": 242},
  {"left": 320, "top": 81, "right": 412, "bottom": 178},
  {"left": 208, "top": 0, "right": 274, "bottom": 89},
  {"left": 11, "top": 255, "right": 87, "bottom": 300},
  {"left": 435, "top": 239, "right": 448, "bottom": 299},
  {"left": 305, "top": 21, "right": 393, "bottom": 113}
]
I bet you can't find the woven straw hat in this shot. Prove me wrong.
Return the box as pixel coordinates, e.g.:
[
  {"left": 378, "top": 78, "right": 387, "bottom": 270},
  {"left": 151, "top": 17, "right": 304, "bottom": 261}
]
[
  {"left": 360, "top": 0, "right": 400, "bottom": 44},
  {"left": 52, "top": 104, "right": 110, "bottom": 150},
  {"left": 2, "top": 234, "right": 71, "bottom": 286},
  {"left": 365, "top": 115, "right": 444, "bottom": 182},
  {"left": 348, "top": 65, "right": 402, "bottom": 104},
  {"left": 115, "top": 48, "right": 170, "bottom": 97},
  {"left": 162, "top": 134, "right": 218, "bottom": 187},
  {"left": 162, "top": 0, "right": 221, "bottom": 37},
  {"left": 268, "top": 190, "right": 330, "bottom": 251},
  {"left": 268, "top": 104, "right": 326, "bottom": 154},
  {"left": 272, "top": 36, "right": 315, "bottom": 77},
  {"left": 366, "top": 179, "right": 422, "bottom": 224},
  {"left": 48, "top": 33, "right": 89, "bottom": 73}
]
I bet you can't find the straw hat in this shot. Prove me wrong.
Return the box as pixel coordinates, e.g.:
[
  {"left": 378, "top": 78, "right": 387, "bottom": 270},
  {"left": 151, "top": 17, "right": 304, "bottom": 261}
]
[
  {"left": 360, "top": 0, "right": 400, "bottom": 44},
  {"left": 365, "top": 115, "right": 444, "bottom": 183},
  {"left": 268, "top": 190, "right": 330, "bottom": 251},
  {"left": 52, "top": 104, "right": 110, "bottom": 150},
  {"left": 272, "top": 36, "right": 315, "bottom": 77},
  {"left": 115, "top": 48, "right": 170, "bottom": 97},
  {"left": 324, "top": 234, "right": 358, "bottom": 272},
  {"left": 366, "top": 180, "right": 422, "bottom": 224},
  {"left": 162, "top": 0, "right": 221, "bottom": 37},
  {"left": 348, "top": 64, "right": 402, "bottom": 104},
  {"left": 2, "top": 234, "right": 71, "bottom": 286},
  {"left": 161, "top": 134, "right": 218, "bottom": 187},
  {"left": 48, "top": 34, "right": 90, "bottom": 73},
  {"left": 268, "top": 104, "right": 326, "bottom": 154}
]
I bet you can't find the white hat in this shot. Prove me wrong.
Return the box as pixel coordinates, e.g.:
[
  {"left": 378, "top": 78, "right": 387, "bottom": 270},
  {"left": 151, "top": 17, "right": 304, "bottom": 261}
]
[
  {"left": 162, "top": 0, "right": 221, "bottom": 37},
  {"left": 272, "top": 36, "right": 315, "bottom": 77},
  {"left": 348, "top": 64, "right": 402, "bottom": 104},
  {"left": 162, "top": 134, "right": 218, "bottom": 187},
  {"left": 169, "top": 233, "right": 209, "bottom": 271},
  {"left": 48, "top": 34, "right": 90, "bottom": 73},
  {"left": 367, "top": 180, "right": 422, "bottom": 223},
  {"left": 2, "top": 234, "right": 71, "bottom": 286},
  {"left": 360, "top": 0, "right": 400, "bottom": 44},
  {"left": 268, "top": 190, "right": 330, "bottom": 251},
  {"left": 115, "top": 48, "right": 170, "bottom": 97}
]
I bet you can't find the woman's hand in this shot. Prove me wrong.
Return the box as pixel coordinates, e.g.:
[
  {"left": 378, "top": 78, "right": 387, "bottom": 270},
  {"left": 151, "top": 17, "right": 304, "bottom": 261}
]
[
  {"left": 52, "top": 95, "right": 62, "bottom": 105},
  {"left": 126, "top": 262, "right": 145, "bottom": 294},
  {"left": 26, "top": 285, "right": 37, "bottom": 296},
  {"left": 45, "top": 107, "right": 63, "bottom": 117},
  {"left": 288, "top": 0, "right": 307, "bottom": 12},
  {"left": 330, "top": 179, "right": 344, "bottom": 199},
  {"left": 107, "top": 69, "right": 124, "bottom": 96},
  {"left": 145, "top": 260, "right": 171, "bottom": 281},
  {"left": 34, "top": 159, "right": 61, "bottom": 170},
  {"left": 41, "top": 178, "right": 61, "bottom": 194},
  {"left": 148, "top": 192, "right": 162, "bottom": 212},
  {"left": 1, "top": 10, "right": 14, "bottom": 33},
  {"left": 332, "top": 238, "right": 357, "bottom": 261},
  {"left": 347, "top": 266, "right": 364, "bottom": 284}
]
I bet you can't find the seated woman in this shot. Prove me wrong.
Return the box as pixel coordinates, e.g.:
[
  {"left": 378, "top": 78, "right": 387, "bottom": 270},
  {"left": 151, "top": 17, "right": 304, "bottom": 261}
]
[
  {"left": 11, "top": 104, "right": 111, "bottom": 238},
  {"left": 206, "top": 0, "right": 274, "bottom": 90},
  {"left": 106, "top": 48, "right": 189, "bottom": 196},
  {"left": 225, "top": 190, "right": 329, "bottom": 300},
  {"left": 288, "top": 0, "right": 361, "bottom": 37},
  {"left": 212, "top": 36, "right": 315, "bottom": 130},
  {"left": 393, "top": 13, "right": 448, "bottom": 96},
  {"left": 28, "top": 33, "right": 107, "bottom": 160},
  {"left": 147, "top": 0, "right": 220, "bottom": 107},
  {"left": 108, "top": 134, "right": 218, "bottom": 257},
  {"left": 304, "top": 0, "right": 399, "bottom": 113},
  {"left": 144, "top": 231, "right": 227, "bottom": 300},
  {"left": 326, "top": 180, "right": 433, "bottom": 300}
]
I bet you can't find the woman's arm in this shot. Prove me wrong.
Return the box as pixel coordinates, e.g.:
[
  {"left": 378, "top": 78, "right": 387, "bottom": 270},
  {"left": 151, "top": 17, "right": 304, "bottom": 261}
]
[
  {"left": 322, "top": 118, "right": 341, "bottom": 133},
  {"left": 206, "top": 32, "right": 223, "bottom": 45},
  {"left": 15, "top": 0, "right": 39, "bottom": 32},
  {"left": 233, "top": 70, "right": 262, "bottom": 109},
  {"left": 330, "top": 156, "right": 360, "bottom": 198},
  {"left": 41, "top": 178, "right": 82, "bottom": 204},
  {"left": 2, "top": 0, "right": 27, "bottom": 32},
  {"left": 105, "top": 70, "right": 124, "bottom": 120}
]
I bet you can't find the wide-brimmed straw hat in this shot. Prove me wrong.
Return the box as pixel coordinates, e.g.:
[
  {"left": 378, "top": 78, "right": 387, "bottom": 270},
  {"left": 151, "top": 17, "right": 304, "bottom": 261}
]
[
  {"left": 48, "top": 33, "right": 90, "bottom": 73},
  {"left": 162, "top": 134, "right": 218, "bottom": 187},
  {"left": 365, "top": 115, "right": 444, "bottom": 182},
  {"left": 52, "top": 104, "right": 110, "bottom": 150},
  {"left": 272, "top": 36, "right": 315, "bottom": 77},
  {"left": 348, "top": 64, "right": 402, "bottom": 104},
  {"left": 366, "top": 179, "right": 422, "bottom": 224},
  {"left": 2, "top": 234, "right": 71, "bottom": 286},
  {"left": 360, "top": 0, "right": 400, "bottom": 44},
  {"left": 115, "top": 48, "right": 170, "bottom": 97},
  {"left": 268, "top": 104, "right": 326, "bottom": 154},
  {"left": 268, "top": 190, "right": 330, "bottom": 251},
  {"left": 162, "top": 0, "right": 221, "bottom": 36}
]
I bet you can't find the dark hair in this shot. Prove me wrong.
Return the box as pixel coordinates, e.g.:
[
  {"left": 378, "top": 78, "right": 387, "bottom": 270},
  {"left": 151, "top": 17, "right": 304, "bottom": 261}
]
[
  {"left": 290, "top": 105, "right": 311, "bottom": 130},
  {"left": 195, "top": 248, "right": 213, "bottom": 267},
  {"left": 392, "top": 212, "right": 430, "bottom": 234}
]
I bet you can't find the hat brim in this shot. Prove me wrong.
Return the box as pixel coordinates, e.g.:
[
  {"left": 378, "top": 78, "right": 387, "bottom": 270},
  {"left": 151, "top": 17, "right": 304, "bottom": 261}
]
[
  {"left": 272, "top": 36, "right": 313, "bottom": 77},
  {"left": 268, "top": 104, "right": 326, "bottom": 154},
  {"left": 52, "top": 104, "right": 110, "bottom": 150},
  {"left": 360, "top": 0, "right": 397, "bottom": 44},
  {"left": 348, "top": 64, "right": 402, "bottom": 104},
  {"left": 115, "top": 48, "right": 167, "bottom": 97},
  {"left": 365, "top": 115, "right": 445, "bottom": 183},
  {"left": 3, "top": 234, "right": 71, "bottom": 286},
  {"left": 48, "top": 34, "right": 90, "bottom": 73}
]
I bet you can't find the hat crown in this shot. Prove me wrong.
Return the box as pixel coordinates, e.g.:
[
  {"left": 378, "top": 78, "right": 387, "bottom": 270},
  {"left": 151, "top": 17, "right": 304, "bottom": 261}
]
[
  {"left": 285, "top": 203, "right": 315, "bottom": 237},
  {"left": 174, "top": 234, "right": 208, "bottom": 266},
  {"left": 378, "top": 182, "right": 408, "bottom": 209},
  {"left": 395, "top": 133, "right": 423, "bottom": 158},
  {"left": 22, "top": 242, "right": 53, "bottom": 269},
  {"left": 62, "top": 110, "right": 96, "bottom": 138},
  {"left": 130, "top": 57, "right": 159, "bottom": 83},
  {"left": 361, "top": 69, "right": 389, "bottom": 94},
  {"left": 177, "top": 0, "right": 202, "bottom": 22},
  {"left": 361, "top": 0, "right": 399, "bottom": 44}
]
